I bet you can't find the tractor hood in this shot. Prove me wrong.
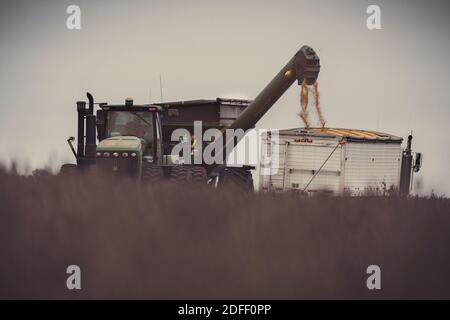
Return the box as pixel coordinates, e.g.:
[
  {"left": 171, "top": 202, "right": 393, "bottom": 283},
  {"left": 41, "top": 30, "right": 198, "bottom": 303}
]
[{"left": 97, "top": 136, "right": 142, "bottom": 152}]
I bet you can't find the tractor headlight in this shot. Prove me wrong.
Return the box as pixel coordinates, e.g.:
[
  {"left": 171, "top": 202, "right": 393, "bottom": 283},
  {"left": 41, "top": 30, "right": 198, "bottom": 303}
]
[{"left": 143, "top": 156, "right": 154, "bottom": 163}]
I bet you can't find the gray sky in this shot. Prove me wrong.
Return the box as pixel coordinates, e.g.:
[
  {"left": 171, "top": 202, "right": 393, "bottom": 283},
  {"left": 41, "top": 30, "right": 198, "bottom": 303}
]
[{"left": 1, "top": 0, "right": 449, "bottom": 195}]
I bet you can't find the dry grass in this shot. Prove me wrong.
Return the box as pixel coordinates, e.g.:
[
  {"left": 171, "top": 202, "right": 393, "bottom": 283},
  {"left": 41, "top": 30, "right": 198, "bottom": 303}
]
[{"left": 0, "top": 166, "right": 449, "bottom": 299}]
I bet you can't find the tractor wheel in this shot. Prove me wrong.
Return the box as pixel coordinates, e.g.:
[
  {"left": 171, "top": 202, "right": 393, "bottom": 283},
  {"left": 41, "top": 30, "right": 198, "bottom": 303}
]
[
  {"left": 169, "top": 165, "right": 191, "bottom": 182},
  {"left": 190, "top": 166, "right": 207, "bottom": 184},
  {"left": 218, "top": 167, "right": 254, "bottom": 191},
  {"left": 142, "top": 165, "right": 164, "bottom": 183},
  {"left": 169, "top": 166, "right": 207, "bottom": 184}
]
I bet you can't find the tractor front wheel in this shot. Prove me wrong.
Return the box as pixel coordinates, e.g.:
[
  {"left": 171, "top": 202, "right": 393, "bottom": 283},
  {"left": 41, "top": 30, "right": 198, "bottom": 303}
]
[
  {"left": 142, "top": 164, "right": 164, "bottom": 183},
  {"left": 169, "top": 165, "right": 207, "bottom": 184}
]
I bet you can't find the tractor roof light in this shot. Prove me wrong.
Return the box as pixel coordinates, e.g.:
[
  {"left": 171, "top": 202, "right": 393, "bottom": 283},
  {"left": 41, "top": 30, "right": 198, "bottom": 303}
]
[{"left": 113, "top": 152, "right": 119, "bottom": 157}]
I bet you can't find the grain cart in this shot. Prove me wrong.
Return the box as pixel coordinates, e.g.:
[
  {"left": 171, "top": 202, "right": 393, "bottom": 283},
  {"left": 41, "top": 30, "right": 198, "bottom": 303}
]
[{"left": 61, "top": 46, "right": 321, "bottom": 188}]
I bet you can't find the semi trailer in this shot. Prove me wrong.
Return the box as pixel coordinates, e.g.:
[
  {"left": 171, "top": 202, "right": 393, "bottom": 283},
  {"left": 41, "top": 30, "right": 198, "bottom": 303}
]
[{"left": 259, "top": 128, "right": 422, "bottom": 195}]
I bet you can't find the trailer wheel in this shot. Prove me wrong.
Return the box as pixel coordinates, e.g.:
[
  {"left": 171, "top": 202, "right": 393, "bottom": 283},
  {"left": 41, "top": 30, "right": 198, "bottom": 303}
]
[
  {"left": 218, "top": 168, "right": 254, "bottom": 191},
  {"left": 142, "top": 165, "right": 164, "bottom": 183}
]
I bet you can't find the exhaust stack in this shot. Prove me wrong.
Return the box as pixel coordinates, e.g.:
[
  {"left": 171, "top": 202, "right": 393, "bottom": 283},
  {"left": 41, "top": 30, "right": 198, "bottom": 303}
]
[
  {"left": 76, "top": 101, "right": 86, "bottom": 158},
  {"left": 85, "top": 92, "right": 97, "bottom": 159},
  {"left": 400, "top": 135, "right": 413, "bottom": 195},
  {"left": 74, "top": 92, "right": 97, "bottom": 165}
]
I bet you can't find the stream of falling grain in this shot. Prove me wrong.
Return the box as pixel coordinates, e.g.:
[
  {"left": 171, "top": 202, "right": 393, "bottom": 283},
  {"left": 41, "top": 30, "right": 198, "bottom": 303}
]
[
  {"left": 299, "top": 80, "right": 326, "bottom": 128},
  {"left": 300, "top": 79, "right": 310, "bottom": 128},
  {"left": 313, "top": 81, "right": 326, "bottom": 128}
]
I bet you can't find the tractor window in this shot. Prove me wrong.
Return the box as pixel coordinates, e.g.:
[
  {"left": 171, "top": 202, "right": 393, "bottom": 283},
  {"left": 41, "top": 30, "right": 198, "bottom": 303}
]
[{"left": 106, "top": 111, "right": 155, "bottom": 155}]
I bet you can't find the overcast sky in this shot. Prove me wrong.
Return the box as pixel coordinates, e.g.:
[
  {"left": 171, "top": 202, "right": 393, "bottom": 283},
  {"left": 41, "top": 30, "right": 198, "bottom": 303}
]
[{"left": 0, "top": 0, "right": 449, "bottom": 195}]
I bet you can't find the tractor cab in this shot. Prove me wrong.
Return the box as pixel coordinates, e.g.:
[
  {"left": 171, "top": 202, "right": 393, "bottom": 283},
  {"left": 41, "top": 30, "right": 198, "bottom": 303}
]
[
  {"left": 105, "top": 110, "right": 155, "bottom": 157},
  {"left": 93, "top": 99, "right": 163, "bottom": 175}
]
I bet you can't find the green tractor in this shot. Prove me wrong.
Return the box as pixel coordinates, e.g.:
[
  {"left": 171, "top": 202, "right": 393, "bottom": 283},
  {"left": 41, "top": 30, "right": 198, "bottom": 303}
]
[{"left": 63, "top": 94, "right": 253, "bottom": 186}]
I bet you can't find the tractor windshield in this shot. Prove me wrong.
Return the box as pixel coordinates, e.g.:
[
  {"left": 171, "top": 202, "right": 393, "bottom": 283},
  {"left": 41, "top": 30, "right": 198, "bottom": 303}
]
[{"left": 106, "top": 111, "right": 155, "bottom": 155}]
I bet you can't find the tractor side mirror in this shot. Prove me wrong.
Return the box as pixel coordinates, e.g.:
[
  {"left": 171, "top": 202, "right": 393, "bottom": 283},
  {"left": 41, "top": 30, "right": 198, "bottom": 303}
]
[
  {"left": 414, "top": 152, "right": 423, "bottom": 172},
  {"left": 67, "top": 136, "right": 77, "bottom": 158}
]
